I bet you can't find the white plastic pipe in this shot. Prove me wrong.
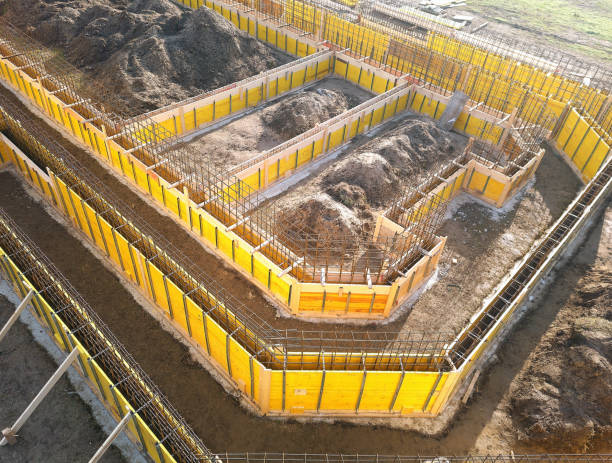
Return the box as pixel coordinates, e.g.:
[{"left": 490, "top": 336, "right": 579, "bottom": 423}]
[
  {"left": 88, "top": 411, "right": 133, "bottom": 463},
  {"left": 0, "top": 289, "right": 34, "bottom": 343}
]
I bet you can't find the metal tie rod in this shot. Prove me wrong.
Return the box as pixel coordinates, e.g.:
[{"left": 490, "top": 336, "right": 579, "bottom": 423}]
[
  {"left": 145, "top": 157, "right": 171, "bottom": 172},
  {"left": 1, "top": 348, "right": 79, "bottom": 446}
]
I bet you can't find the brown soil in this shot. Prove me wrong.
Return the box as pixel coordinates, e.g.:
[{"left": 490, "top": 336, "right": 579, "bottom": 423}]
[
  {"left": 0, "top": 295, "right": 126, "bottom": 463},
  {"left": 275, "top": 115, "right": 469, "bottom": 239},
  {"left": 179, "top": 78, "right": 373, "bottom": 172},
  {"left": 1, "top": 167, "right": 609, "bottom": 455},
  {"left": 468, "top": 204, "right": 612, "bottom": 454},
  {"left": 508, "top": 209, "right": 612, "bottom": 452},
  {"left": 1, "top": 0, "right": 292, "bottom": 115}
]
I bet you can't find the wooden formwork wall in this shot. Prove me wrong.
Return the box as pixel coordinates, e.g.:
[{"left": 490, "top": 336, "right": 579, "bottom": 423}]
[{"left": 0, "top": 129, "right": 456, "bottom": 416}]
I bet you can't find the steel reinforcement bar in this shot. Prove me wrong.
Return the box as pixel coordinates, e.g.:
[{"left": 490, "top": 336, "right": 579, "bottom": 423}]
[
  {"left": 0, "top": 209, "right": 213, "bottom": 463},
  {"left": 2, "top": 85, "right": 612, "bottom": 416}
]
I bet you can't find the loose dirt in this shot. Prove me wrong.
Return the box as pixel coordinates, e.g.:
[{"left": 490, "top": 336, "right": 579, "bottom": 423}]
[
  {"left": 179, "top": 78, "right": 374, "bottom": 172},
  {"left": 0, "top": 294, "right": 127, "bottom": 463},
  {"left": 508, "top": 207, "right": 611, "bottom": 452},
  {"left": 0, "top": 0, "right": 292, "bottom": 115},
  {"left": 275, "top": 114, "right": 468, "bottom": 240}
]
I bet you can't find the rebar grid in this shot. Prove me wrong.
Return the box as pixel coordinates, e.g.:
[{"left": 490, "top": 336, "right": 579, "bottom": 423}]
[
  {"left": 0, "top": 209, "right": 213, "bottom": 463},
  {"left": 216, "top": 454, "right": 612, "bottom": 463},
  {"left": 0, "top": 13, "right": 573, "bottom": 288},
  {"left": 0, "top": 100, "right": 455, "bottom": 371}
]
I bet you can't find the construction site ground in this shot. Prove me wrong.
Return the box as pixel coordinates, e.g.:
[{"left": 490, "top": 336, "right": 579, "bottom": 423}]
[
  {"left": 0, "top": 0, "right": 610, "bottom": 456},
  {"left": 179, "top": 77, "right": 374, "bottom": 172},
  {"left": 1, "top": 160, "right": 609, "bottom": 455},
  {"left": 0, "top": 293, "right": 127, "bottom": 463},
  {"left": 272, "top": 114, "right": 469, "bottom": 240},
  {"left": 0, "top": 80, "right": 584, "bottom": 339}
]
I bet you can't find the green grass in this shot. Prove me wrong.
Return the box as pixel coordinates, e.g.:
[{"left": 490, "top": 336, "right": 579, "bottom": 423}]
[{"left": 465, "top": 0, "right": 612, "bottom": 61}]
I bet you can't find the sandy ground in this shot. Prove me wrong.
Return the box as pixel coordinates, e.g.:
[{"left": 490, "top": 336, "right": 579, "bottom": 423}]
[
  {"left": 179, "top": 78, "right": 374, "bottom": 172},
  {"left": 0, "top": 167, "right": 608, "bottom": 455},
  {"left": 0, "top": 294, "right": 127, "bottom": 463}
]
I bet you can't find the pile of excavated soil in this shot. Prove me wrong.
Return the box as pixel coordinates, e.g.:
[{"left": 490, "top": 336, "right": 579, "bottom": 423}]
[
  {"left": 262, "top": 87, "right": 350, "bottom": 139},
  {"left": 1, "top": 0, "right": 291, "bottom": 114},
  {"left": 178, "top": 78, "right": 373, "bottom": 172},
  {"left": 275, "top": 115, "right": 468, "bottom": 238},
  {"left": 509, "top": 269, "right": 612, "bottom": 452}
]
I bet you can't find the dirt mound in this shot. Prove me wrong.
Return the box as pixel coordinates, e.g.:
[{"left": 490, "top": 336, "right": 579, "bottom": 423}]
[
  {"left": 2, "top": 0, "right": 291, "bottom": 114},
  {"left": 321, "top": 115, "right": 464, "bottom": 216},
  {"left": 510, "top": 268, "right": 612, "bottom": 452},
  {"left": 324, "top": 152, "right": 399, "bottom": 207},
  {"left": 262, "top": 88, "right": 349, "bottom": 139},
  {"left": 373, "top": 117, "right": 458, "bottom": 178},
  {"left": 277, "top": 195, "right": 360, "bottom": 244}
]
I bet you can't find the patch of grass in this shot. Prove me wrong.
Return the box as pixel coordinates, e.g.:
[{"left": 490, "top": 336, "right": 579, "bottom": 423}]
[{"left": 465, "top": 0, "right": 612, "bottom": 61}]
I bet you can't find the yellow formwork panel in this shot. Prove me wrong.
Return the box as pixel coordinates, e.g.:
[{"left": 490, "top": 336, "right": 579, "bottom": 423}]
[
  {"left": 482, "top": 176, "right": 505, "bottom": 202},
  {"left": 82, "top": 202, "right": 107, "bottom": 253},
  {"left": 196, "top": 103, "right": 214, "bottom": 126},
  {"left": 283, "top": 371, "right": 324, "bottom": 412},
  {"left": 206, "top": 315, "right": 230, "bottom": 373},
  {"left": 53, "top": 176, "right": 79, "bottom": 223},
  {"left": 357, "top": 371, "right": 400, "bottom": 411},
  {"left": 571, "top": 126, "right": 600, "bottom": 171},
  {"left": 392, "top": 371, "right": 440, "bottom": 413},
  {"left": 217, "top": 229, "right": 233, "bottom": 259},
  {"left": 563, "top": 118, "right": 590, "bottom": 161},
  {"left": 115, "top": 232, "right": 140, "bottom": 285},
  {"left": 185, "top": 295, "right": 207, "bottom": 349},
  {"left": 234, "top": 241, "right": 252, "bottom": 271},
  {"left": 252, "top": 253, "right": 270, "bottom": 288},
  {"left": 583, "top": 138, "right": 610, "bottom": 179},
  {"left": 422, "top": 373, "right": 448, "bottom": 414},
  {"left": 318, "top": 371, "right": 363, "bottom": 411},
  {"left": 68, "top": 189, "right": 92, "bottom": 239},
  {"left": 166, "top": 277, "right": 189, "bottom": 333},
  {"left": 228, "top": 336, "right": 254, "bottom": 395},
  {"left": 465, "top": 169, "right": 487, "bottom": 192},
  {"left": 148, "top": 262, "right": 171, "bottom": 315},
  {"left": 162, "top": 184, "right": 181, "bottom": 218},
  {"left": 371, "top": 74, "right": 390, "bottom": 95},
  {"left": 96, "top": 215, "right": 122, "bottom": 270},
  {"left": 270, "top": 271, "right": 290, "bottom": 304}
]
